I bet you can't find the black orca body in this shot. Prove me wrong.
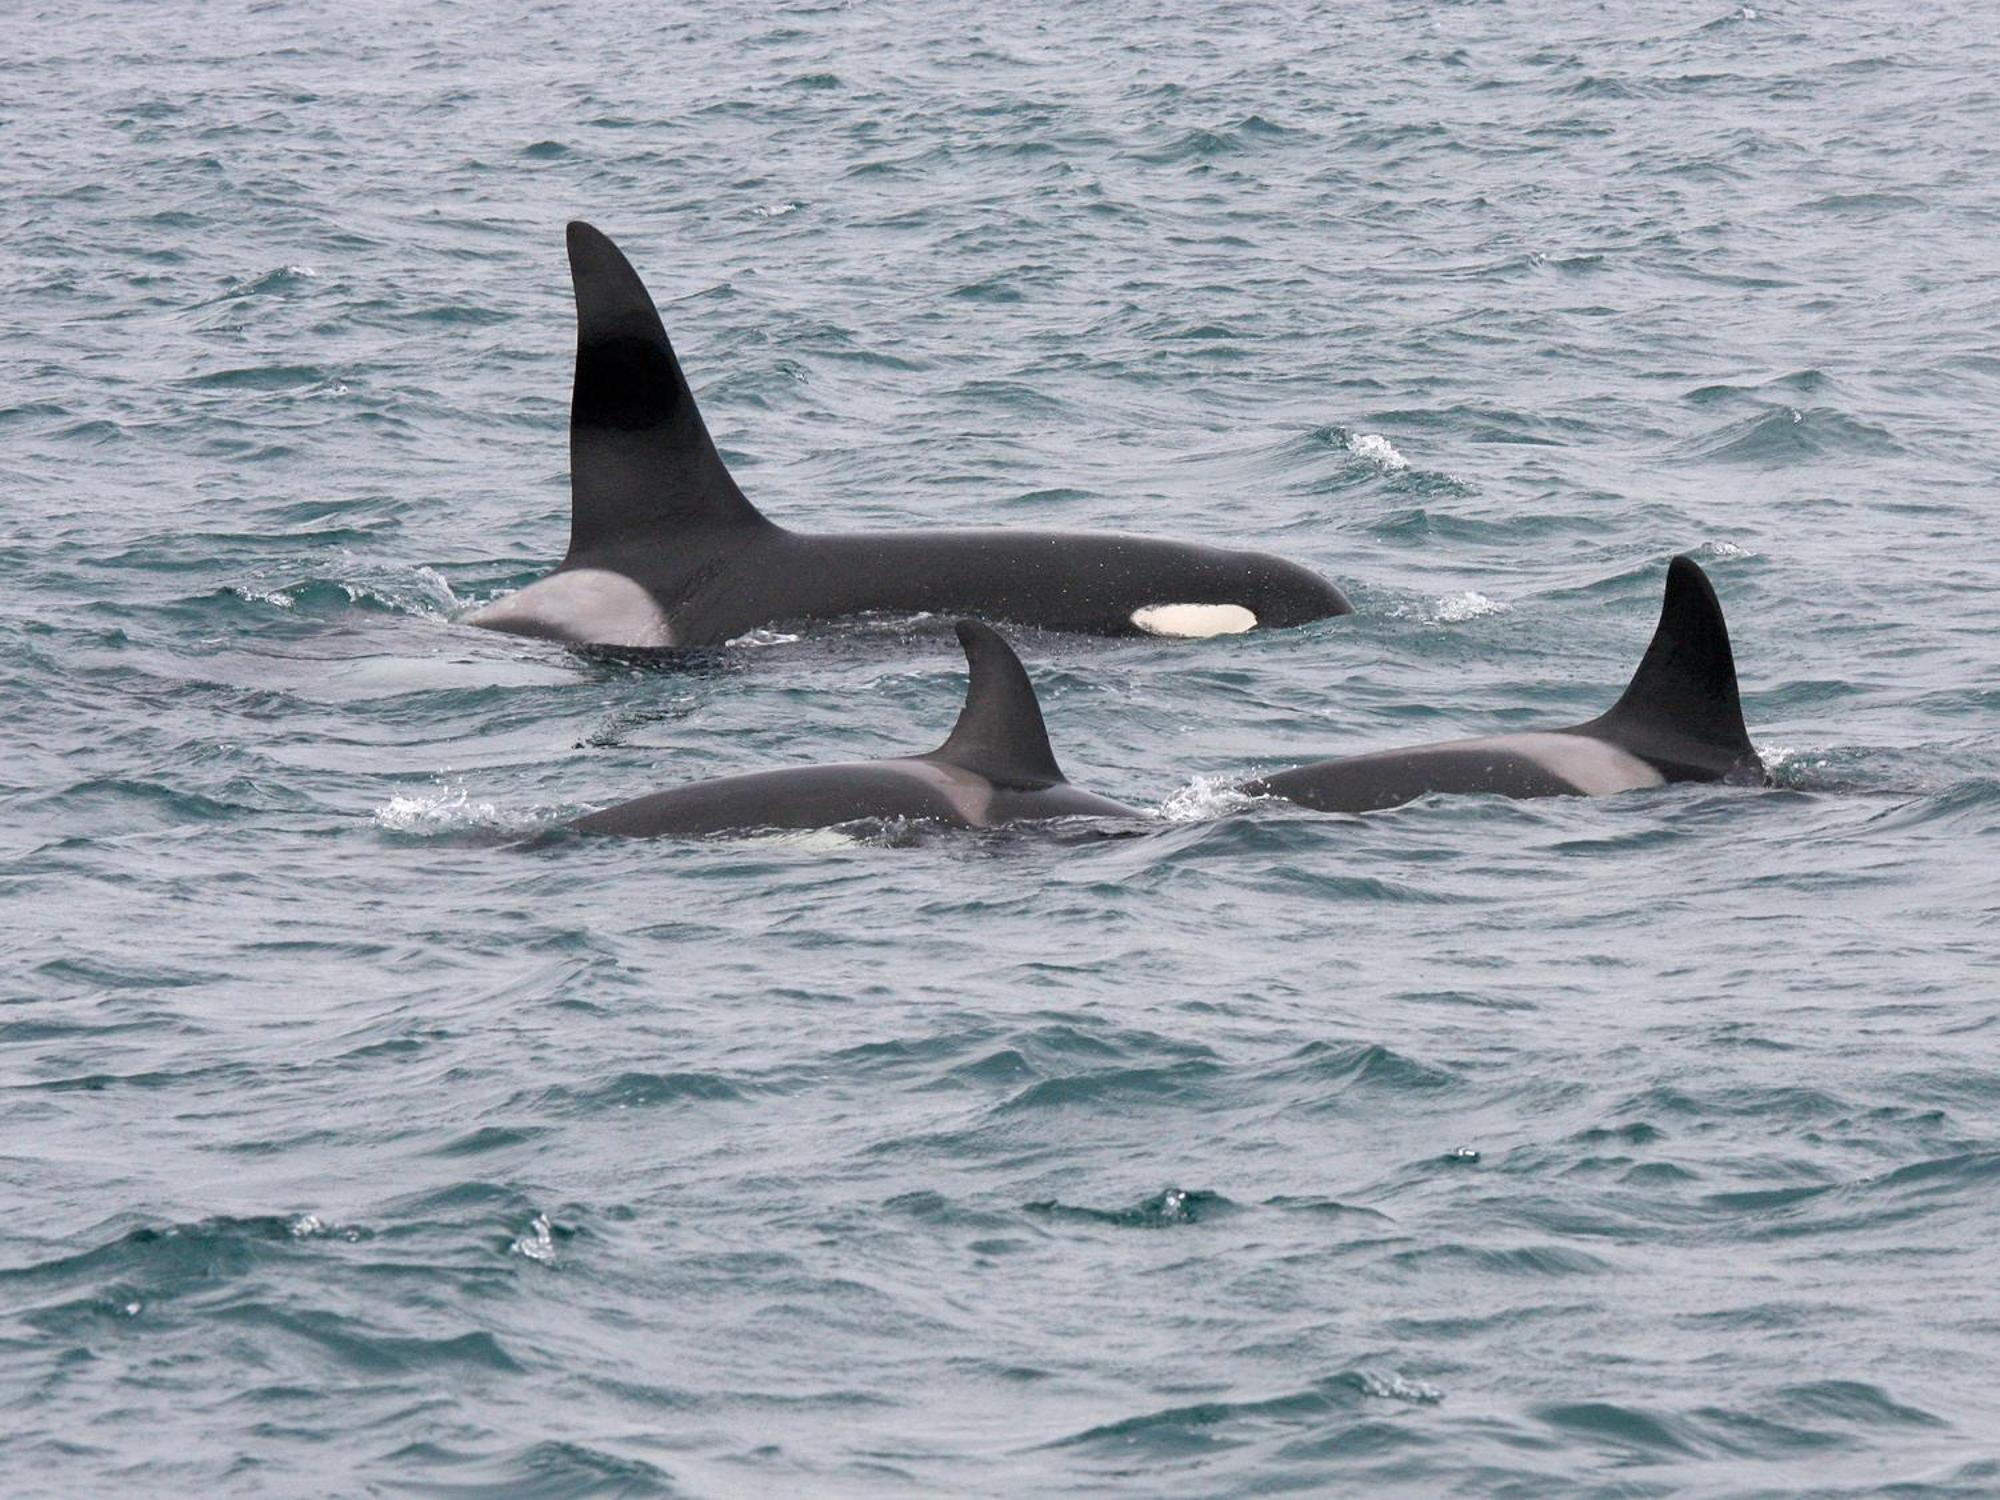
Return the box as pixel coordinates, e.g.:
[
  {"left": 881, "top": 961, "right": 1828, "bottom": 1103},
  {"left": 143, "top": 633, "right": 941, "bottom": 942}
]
[
  {"left": 1244, "top": 556, "right": 1764, "bottom": 815},
  {"left": 465, "top": 223, "right": 1351, "bottom": 649},
  {"left": 573, "top": 621, "right": 1140, "bottom": 838}
]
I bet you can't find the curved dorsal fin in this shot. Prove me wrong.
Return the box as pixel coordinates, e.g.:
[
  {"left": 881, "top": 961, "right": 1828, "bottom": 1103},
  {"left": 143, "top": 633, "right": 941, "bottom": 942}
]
[
  {"left": 1579, "top": 554, "right": 1760, "bottom": 781},
  {"left": 926, "top": 621, "right": 1067, "bottom": 788},
  {"left": 563, "top": 222, "right": 766, "bottom": 560}
]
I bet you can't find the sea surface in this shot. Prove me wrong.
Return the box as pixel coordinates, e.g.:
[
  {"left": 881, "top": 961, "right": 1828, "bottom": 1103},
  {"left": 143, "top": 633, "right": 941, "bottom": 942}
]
[{"left": 3, "top": 1, "right": 1998, "bottom": 1494}]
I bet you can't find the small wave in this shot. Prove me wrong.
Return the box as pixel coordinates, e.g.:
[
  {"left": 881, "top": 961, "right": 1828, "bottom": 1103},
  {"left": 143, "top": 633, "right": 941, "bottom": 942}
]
[
  {"left": 1157, "top": 775, "right": 1259, "bottom": 823},
  {"left": 752, "top": 200, "right": 802, "bottom": 218},
  {"left": 1282, "top": 1041, "right": 1464, "bottom": 1094},
  {"left": 229, "top": 561, "right": 465, "bottom": 621},
  {"left": 1053, "top": 1368, "right": 1441, "bottom": 1453},
  {"left": 1694, "top": 404, "right": 1903, "bottom": 464}
]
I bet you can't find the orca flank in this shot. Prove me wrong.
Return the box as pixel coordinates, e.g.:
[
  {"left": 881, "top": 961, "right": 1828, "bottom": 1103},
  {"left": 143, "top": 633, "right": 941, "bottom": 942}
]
[
  {"left": 464, "top": 223, "right": 1350, "bottom": 648},
  {"left": 1243, "top": 555, "right": 1763, "bottom": 816},
  {"left": 571, "top": 620, "right": 1140, "bottom": 839}
]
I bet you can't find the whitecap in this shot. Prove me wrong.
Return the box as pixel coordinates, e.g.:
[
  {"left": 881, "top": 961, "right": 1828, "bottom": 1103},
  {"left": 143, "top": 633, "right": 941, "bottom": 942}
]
[
  {"left": 726, "top": 627, "right": 803, "bottom": 647},
  {"left": 1431, "top": 590, "right": 1504, "bottom": 623},
  {"left": 374, "top": 782, "right": 504, "bottom": 834},
  {"left": 1355, "top": 1369, "right": 1444, "bottom": 1404},
  {"left": 1158, "top": 775, "right": 1260, "bottom": 823},
  {"left": 511, "top": 1213, "right": 557, "bottom": 1265},
  {"left": 230, "top": 583, "right": 296, "bottom": 610},
  {"left": 1346, "top": 431, "right": 1409, "bottom": 472}
]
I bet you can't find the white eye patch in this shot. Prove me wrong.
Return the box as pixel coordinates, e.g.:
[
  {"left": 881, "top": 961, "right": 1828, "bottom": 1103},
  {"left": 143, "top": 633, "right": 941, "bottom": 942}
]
[{"left": 1130, "top": 603, "right": 1258, "bottom": 638}]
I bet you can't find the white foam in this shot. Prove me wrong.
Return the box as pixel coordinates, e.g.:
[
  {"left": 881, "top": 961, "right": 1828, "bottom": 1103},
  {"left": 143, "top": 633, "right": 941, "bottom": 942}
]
[
  {"left": 726, "top": 627, "right": 803, "bottom": 648},
  {"left": 754, "top": 201, "right": 801, "bottom": 218},
  {"left": 1158, "top": 775, "right": 1261, "bottom": 823},
  {"left": 1131, "top": 602, "right": 1257, "bottom": 638},
  {"left": 1346, "top": 432, "right": 1409, "bottom": 472},
  {"left": 231, "top": 584, "right": 296, "bottom": 610},
  {"left": 374, "top": 782, "right": 503, "bottom": 834},
  {"left": 1355, "top": 1370, "right": 1444, "bottom": 1404},
  {"left": 1432, "top": 590, "right": 1504, "bottom": 623},
  {"left": 510, "top": 1213, "right": 557, "bottom": 1265}
]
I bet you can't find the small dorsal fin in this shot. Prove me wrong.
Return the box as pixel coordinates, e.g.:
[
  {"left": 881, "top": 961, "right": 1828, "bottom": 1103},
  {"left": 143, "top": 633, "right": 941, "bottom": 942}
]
[
  {"left": 1580, "top": 555, "right": 1760, "bottom": 781},
  {"left": 926, "top": 621, "right": 1067, "bottom": 788},
  {"left": 563, "top": 222, "right": 766, "bottom": 560}
]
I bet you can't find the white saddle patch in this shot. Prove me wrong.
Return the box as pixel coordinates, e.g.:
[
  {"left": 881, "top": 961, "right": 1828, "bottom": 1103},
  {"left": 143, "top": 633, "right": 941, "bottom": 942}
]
[
  {"left": 1483, "top": 732, "right": 1667, "bottom": 795},
  {"left": 1131, "top": 602, "right": 1258, "bottom": 638},
  {"left": 464, "top": 568, "right": 673, "bottom": 648}
]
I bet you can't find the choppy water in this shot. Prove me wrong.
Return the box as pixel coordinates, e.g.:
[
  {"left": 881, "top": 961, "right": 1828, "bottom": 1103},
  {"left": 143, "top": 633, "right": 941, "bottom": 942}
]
[{"left": 5, "top": 1, "right": 1999, "bottom": 1493}]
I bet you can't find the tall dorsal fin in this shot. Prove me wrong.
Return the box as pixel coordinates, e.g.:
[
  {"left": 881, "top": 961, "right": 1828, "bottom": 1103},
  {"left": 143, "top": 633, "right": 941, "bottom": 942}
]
[
  {"left": 926, "top": 621, "right": 1067, "bottom": 788},
  {"left": 563, "top": 221, "right": 766, "bottom": 560},
  {"left": 1579, "top": 554, "right": 1761, "bottom": 781}
]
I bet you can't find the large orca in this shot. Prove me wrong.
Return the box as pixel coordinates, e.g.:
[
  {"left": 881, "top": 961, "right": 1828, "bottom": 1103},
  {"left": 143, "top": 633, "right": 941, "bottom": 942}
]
[
  {"left": 573, "top": 620, "right": 1140, "bottom": 837},
  {"left": 1243, "top": 555, "right": 1764, "bottom": 815},
  {"left": 464, "top": 223, "right": 1351, "bottom": 649}
]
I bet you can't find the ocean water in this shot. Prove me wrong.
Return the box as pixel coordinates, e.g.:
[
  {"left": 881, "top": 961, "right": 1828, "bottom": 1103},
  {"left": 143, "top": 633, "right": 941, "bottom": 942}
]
[{"left": 3, "top": 0, "right": 1998, "bottom": 1493}]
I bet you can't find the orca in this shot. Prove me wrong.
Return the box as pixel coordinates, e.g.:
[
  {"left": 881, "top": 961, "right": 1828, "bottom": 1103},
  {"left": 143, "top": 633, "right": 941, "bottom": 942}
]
[
  {"left": 464, "top": 222, "right": 1351, "bottom": 649},
  {"left": 573, "top": 620, "right": 1141, "bottom": 838},
  {"left": 1242, "top": 555, "right": 1764, "bottom": 815}
]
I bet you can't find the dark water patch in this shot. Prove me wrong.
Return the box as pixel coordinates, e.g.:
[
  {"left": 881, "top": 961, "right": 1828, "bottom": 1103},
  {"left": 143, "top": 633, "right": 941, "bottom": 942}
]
[
  {"left": 431, "top": 1126, "right": 549, "bottom": 1157},
  {"left": 1534, "top": 1400, "right": 1702, "bottom": 1458},
  {"left": 1385, "top": 1243, "right": 1613, "bottom": 1277},
  {"left": 532, "top": 1070, "right": 749, "bottom": 1114},
  {"left": 378, "top": 1438, "right": 681, "bottom": 1498},
  {"left": 2, "top": 1214, "right": 341, "bottom": 1291},
  {"left": 181, "top": 364, "right": 332, "bottom": 392},
  {"left": 1265, "top": 1194, "right": 1394, "bottom": 1223},
  {"left": 1024, "top": 1187, "right": 1238, "bottom": 1228}
]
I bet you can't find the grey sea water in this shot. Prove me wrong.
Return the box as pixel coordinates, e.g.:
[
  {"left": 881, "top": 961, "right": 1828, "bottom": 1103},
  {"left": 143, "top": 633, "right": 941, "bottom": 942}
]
[{"left": 4, "top": 1, "right": 1998, "bottom": 1493}]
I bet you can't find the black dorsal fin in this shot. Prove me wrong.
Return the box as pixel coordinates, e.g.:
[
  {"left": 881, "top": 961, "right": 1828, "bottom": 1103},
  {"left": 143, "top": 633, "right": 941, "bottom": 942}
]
[
  {"left": 1579, "top": 554, "right": 1761, "bottom": 781},
  {"left": 926, "top": 621, "right": 1067, "bottom": 788},
  {"left": 563, "top": 222, "right": 766, "bottom": 560}
]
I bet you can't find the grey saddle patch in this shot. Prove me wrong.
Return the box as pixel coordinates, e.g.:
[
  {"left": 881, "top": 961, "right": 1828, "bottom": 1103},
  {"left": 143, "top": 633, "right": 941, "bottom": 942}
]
[
  {"left": 463, "top": 568, "right": 674, "bottom": 648},
  {"left": 1457, "top": 732, "right": 1667, "bottom": 795}
]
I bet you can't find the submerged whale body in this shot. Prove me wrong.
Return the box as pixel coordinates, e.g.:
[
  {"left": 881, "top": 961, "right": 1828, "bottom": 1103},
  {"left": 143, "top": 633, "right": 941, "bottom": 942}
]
[
  {"left": 1244, "top": 555, "right": 1764, "bottom": 814},
  {"left": 573, "top": 620, "right": 1140, "bottom": 838},
  {"left": 465, "top": 222, "right": 1351, "bottom": 649}
]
